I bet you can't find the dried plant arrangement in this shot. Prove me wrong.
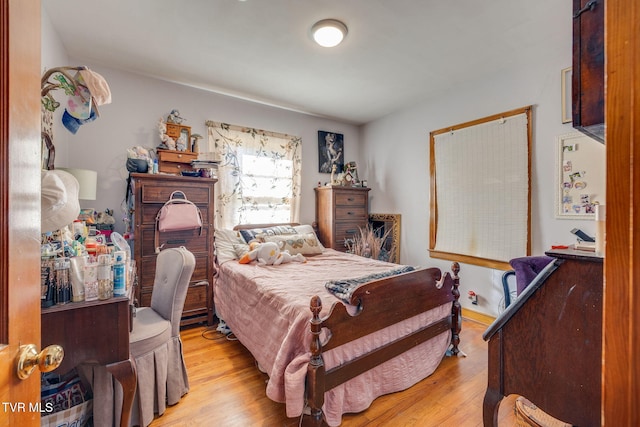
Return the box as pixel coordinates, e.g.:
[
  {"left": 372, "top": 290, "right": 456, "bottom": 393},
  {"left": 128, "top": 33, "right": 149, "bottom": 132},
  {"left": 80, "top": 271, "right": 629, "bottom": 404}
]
[{"left": 345, "top": 224, "right": 394, "bottom": 262}]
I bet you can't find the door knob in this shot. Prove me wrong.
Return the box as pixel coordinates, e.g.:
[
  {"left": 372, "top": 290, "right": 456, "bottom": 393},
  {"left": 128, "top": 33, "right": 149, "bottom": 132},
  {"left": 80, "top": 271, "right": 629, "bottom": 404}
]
[{"left": 16, "top": 344, "right": 64, "bottom": 380}]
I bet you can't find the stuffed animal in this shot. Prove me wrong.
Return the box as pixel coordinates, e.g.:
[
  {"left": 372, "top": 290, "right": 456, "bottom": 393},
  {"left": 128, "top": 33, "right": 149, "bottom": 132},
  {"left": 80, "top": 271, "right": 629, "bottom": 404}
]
[
  {"left": 157, "top": 118, "right": 176, "bottom": 150},
  {"left": 239, "top": 241, "right": 306, "bottom": 265}
]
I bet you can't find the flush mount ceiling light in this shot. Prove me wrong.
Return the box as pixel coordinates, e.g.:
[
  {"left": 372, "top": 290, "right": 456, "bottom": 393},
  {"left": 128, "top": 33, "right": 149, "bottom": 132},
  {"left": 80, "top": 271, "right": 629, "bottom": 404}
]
[{"left": 311, "top": 19, "right": 348, "bottom": 48}]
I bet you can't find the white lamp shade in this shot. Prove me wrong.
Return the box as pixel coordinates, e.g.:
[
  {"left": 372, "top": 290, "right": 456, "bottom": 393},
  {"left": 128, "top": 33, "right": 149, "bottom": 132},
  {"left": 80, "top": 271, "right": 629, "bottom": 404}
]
[
  {"left": 58, "top": 168, "right": 97, "bottom": 200},
  {"left": 311, "top": 19, "right": 348, "bottom": 48}
]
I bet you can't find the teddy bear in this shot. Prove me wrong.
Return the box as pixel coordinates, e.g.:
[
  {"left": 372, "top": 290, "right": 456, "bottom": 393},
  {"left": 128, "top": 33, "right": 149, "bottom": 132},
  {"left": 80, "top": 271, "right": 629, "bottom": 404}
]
[{"left": 238, "top": 241, "right": 306, "bottom": 265}]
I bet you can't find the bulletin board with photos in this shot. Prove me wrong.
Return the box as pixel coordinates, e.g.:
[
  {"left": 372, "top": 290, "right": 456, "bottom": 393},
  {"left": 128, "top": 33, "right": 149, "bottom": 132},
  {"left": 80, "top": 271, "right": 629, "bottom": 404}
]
[{"left": 556, "top": 132, "right": 606, "bottom": 218}]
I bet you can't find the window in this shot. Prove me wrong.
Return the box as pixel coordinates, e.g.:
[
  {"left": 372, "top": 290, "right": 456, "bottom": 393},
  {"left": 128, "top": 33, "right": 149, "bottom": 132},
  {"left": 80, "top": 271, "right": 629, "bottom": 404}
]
[{"left": 205, "top": 121, "right": 302, "bottom": 230}]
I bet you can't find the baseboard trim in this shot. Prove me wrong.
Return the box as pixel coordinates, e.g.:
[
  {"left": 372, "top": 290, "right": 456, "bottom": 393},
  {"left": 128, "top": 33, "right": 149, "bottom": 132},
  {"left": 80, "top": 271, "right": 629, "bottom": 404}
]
[{"left": 462, "top": 307, "right": 495, "bottom": 326}]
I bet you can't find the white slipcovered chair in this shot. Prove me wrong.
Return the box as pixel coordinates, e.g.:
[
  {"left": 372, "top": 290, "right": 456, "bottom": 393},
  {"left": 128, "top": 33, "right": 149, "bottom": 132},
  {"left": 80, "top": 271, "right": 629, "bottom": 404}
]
[{"left": 81, "top": 246, "right": 195, "bottom": 426}]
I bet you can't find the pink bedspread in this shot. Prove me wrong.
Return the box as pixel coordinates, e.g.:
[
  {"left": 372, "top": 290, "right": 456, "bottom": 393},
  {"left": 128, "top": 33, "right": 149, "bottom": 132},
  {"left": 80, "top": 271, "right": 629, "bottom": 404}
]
[{"left": 214, "top": 249, "right": 451, "bottom": 426}]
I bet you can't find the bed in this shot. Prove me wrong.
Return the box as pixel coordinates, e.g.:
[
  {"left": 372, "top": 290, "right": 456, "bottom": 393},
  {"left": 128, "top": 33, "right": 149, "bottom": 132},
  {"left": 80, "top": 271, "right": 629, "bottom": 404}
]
[{"left": 213, "top": 223, "right": 461, "bottom": 426}]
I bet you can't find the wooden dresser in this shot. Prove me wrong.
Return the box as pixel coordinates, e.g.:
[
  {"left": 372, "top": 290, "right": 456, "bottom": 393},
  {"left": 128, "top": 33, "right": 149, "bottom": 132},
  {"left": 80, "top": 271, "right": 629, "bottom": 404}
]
[
  {"left": 482, "top": 249, "right": 603, "bottom": 426},
  {"left": 315, "top": 186, "right": 370, "bottom": 251},
  {"left": 131, "top": 173, "right": 217, "bottom": 326}
]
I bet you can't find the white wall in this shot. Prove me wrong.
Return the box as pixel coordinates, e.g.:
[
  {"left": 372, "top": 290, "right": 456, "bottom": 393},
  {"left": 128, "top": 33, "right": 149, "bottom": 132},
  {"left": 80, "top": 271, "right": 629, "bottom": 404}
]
[{"left": 360, "top": 1, "right": 602, "bottom": 316}]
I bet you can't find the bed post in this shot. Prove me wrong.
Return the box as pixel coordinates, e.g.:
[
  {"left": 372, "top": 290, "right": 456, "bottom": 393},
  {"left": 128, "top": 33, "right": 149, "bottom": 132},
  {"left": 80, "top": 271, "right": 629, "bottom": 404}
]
[
  {"left": 304, "top": 295, "right": 326, "bottom": 427},
  {"left": 449, "top": 262, "right": 461, "bottom": 355}
]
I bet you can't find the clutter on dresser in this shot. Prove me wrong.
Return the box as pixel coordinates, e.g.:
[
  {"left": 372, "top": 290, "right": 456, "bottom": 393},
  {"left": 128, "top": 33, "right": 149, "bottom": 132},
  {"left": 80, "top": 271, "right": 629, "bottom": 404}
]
[{"left": 41, "top": 211, "right": 134, "bottom": 307}]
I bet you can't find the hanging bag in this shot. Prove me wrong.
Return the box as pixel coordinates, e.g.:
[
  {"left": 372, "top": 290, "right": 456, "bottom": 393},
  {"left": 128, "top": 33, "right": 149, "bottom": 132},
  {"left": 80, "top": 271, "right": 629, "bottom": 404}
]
[{"left": 155, "top": 191, "right": 203, "bottom": 253}]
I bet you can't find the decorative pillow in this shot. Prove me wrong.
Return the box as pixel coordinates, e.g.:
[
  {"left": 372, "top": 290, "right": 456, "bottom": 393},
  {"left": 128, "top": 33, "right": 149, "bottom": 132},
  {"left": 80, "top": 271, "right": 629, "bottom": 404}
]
[
  {"left": 214, "top": 229, "right": 246, "bottom": 264},
  {"left": 238, "top": 225, "right": 298, "bottom": 243},
  {"left": 293, "top": 224, "right": 325, "bottom": 250},
  {"left": 258, "top": 232, "right": 324, "bottom": 256},
  {"left": 233, "top": 242, "right": 251, "bottom": 259}
]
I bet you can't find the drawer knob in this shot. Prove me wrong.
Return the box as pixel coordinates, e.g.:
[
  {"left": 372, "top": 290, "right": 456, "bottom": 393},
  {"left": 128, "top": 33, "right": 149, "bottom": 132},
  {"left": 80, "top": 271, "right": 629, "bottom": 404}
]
[
  {"left": 347, "top": 197, "right": 354, "bottom": 202},
  {"left": 178, "top": 154, "right": 182, "bottom": 158},
  {"left": 346, "top": 229, "right": 357, "bottom": 234},
  {"left": 347, "top": 211, "right": 354, "bottom": 215}
]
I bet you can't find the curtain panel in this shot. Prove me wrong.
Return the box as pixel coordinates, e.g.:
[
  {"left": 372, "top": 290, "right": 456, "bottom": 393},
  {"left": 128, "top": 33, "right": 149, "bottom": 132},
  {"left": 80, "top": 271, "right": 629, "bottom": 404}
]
[{"left": 205, "top": 121, "right": 302, "bottom": 230}]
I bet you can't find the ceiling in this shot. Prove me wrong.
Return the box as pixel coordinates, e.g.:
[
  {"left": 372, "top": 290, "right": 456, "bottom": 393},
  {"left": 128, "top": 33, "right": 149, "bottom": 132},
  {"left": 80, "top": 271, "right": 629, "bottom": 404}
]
[{"left": 44, "top": 0, "right": 565, "bottom": 126}]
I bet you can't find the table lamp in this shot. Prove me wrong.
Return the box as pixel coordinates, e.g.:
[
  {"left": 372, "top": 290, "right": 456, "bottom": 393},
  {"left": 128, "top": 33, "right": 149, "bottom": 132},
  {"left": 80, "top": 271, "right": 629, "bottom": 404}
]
[{"left": 58, "top": 168, "right": 97, "bottom": 200}]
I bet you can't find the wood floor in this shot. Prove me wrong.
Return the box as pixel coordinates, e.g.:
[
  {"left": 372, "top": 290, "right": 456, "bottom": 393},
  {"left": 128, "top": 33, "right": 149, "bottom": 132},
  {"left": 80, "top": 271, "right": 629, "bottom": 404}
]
[{"left": 150, "top": 318, "right": 517, "bottom": 426}]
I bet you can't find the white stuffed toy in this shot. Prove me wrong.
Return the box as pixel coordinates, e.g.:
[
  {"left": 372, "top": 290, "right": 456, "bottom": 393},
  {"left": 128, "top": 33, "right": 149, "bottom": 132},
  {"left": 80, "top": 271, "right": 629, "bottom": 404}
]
[{"left": 239, "top": 241, "right": 306, "bottom": 265}]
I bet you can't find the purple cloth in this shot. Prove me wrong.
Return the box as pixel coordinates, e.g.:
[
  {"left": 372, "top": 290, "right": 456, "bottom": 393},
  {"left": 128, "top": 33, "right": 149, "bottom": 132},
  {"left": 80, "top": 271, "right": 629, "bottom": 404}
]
[{"left": 509, "top": 256, "right": 555, "bottom": 295}]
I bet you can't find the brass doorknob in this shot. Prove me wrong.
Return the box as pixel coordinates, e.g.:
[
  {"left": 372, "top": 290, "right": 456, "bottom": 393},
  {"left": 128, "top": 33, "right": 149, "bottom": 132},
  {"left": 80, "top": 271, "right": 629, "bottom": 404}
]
[{"left": 16, "top": 344, "right": 64, "bottom": 380}]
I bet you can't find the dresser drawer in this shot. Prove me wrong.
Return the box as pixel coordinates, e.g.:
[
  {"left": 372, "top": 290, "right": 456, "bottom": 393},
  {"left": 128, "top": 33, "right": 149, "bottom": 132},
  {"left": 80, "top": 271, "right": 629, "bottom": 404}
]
[
  {"left": 335, "top": 205, "right": 368, "bottom": 221},
  {"left": 157, "top": 149, "right": 197, "bottom": 164},
  {"left": 182, "top": 282, "right": 209, "bottom": 318},
  {"left": 139, "top": 226, "right": 211, "bottom": 257},
  {"left": 334, "top": 221, "right": 366, "bottom": 250},
  {"left": 158, "top": 162, "right": 194, "bottom": 175},
  {"left": 139, "top": 182, "right": 213, "bottom": 205},
  {"left": 139, "top": 282, "right": 208, "bottom": 315},
  {"left": 138, "top": 202, "right": 210, "bottom": 226},
  {"left": 335, "top": 191, "right": 368, "bottom": 207},
  {"left": 138, "top": 251, "right": 210, "bottom": 291}
]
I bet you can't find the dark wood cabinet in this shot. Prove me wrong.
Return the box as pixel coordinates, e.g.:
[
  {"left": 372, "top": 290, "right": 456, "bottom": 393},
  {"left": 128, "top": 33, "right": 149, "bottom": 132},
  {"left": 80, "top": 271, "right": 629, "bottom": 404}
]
[
  {"left": 42, "top": 297, "right": 136, "bottom": 427},
  {"left": 131, "top": 173, "right": 216, "bottom": 326},
  {"left": 315, "top": 186, "right": 370, "bottom": 251},
  {"left": 572, "top": 0, "right": 605, "bottom": 143},
  {"left": 482, "top": 249, "right": 603, "bottom": 426}
]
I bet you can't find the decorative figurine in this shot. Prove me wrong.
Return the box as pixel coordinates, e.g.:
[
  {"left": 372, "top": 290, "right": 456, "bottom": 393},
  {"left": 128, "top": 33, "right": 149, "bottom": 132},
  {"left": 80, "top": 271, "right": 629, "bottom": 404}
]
[{"left": 166, "top": 109, "right": 185, "bottom": 124}]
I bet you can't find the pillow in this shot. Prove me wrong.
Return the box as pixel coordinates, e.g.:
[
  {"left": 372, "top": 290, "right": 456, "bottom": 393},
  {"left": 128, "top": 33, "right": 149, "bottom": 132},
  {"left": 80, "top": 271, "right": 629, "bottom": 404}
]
[
  {"left": 233, "top": 242, "right": 251, "bottom": 259},
  {"left": 293, "top": 224, "right": 325, "bottom": 250},
  {"left": 214, "top": 229, "right": 247, "bottom": 264},
  {"left": 258, "top": 232, "right": 324, "bottom": 256},
  {"left": 238, "top": 225, "right": 298, "bottom": 243}
]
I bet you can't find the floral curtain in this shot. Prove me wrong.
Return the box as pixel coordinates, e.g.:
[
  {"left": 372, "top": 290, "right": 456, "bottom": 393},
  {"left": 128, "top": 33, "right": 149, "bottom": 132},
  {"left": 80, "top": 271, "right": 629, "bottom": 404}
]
[{"left": 205, "top": 121, "right": 302, "bottom": 230}]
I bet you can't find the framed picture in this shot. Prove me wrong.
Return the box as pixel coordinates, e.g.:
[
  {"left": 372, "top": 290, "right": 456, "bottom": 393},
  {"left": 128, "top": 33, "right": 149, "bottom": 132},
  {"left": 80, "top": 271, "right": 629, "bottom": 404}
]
[
  {"left": 555, "top": 132, "right": 605, "bottom": 218},
  {"left": 561, "top": 67, "right": 572, "bottom": 124},
  {"left": 369, "top": 213, "right": 401, "bottom": 264},
  {"left": 318, "top": 131, "right": 344, "bottom": 173}
]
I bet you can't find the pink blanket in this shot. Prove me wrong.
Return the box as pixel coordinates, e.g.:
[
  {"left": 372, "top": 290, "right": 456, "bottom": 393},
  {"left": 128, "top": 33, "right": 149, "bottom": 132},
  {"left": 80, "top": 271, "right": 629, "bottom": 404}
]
[{"left": 214, "top": 249, "right": 451, "bottom": 426}]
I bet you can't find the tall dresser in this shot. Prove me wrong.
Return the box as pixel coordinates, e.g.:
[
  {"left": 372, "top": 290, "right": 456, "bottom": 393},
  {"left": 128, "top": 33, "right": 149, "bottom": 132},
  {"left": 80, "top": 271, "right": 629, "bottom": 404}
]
[
  {"left": 315, "top": 186, "right": 370, "bottom": 251},
  {"left": 130, "top": 173, "right": 217, "bottom": 326}
]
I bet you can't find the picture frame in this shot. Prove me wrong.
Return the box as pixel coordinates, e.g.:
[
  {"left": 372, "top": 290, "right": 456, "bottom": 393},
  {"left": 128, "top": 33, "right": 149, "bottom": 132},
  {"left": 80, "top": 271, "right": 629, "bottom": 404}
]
[
  {"left": 555, "top": 132, "right": 605, "bottom": 219},
  {"left": 369, "top": 213, "right": 401, "bottom": 264},
  {"left": 561, "top": 67, "right": 572, "bottom": 124},
  {"left": 318, "top": 130, "right": 344, "bottom": 173}
]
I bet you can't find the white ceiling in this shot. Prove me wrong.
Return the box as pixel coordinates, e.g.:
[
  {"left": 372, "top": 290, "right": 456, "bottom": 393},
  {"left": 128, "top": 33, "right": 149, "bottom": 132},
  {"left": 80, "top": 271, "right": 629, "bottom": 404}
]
[{"left": 44, "top": 0, "right": 565, "bottom": 125}]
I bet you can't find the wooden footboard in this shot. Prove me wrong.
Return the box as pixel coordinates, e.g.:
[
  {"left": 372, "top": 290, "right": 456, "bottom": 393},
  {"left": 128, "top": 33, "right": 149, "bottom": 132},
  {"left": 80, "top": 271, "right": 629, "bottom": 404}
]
[{"left": 304, "top": 262, "right": 461, "bottom": 426}]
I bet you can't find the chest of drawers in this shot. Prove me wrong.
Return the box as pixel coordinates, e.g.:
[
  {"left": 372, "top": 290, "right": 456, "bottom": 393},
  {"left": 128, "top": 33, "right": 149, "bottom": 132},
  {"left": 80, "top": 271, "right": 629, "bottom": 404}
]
[
  {"left": 315, "top": 186, "right": 370, "bottom": 251},
  {"left": 131, "top": 173, "right": 216, "bottom": 325}
]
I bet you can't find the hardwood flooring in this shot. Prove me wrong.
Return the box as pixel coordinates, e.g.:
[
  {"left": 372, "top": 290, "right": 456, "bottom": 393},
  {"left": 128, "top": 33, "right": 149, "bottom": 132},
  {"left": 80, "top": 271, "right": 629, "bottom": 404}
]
[{"left": 150, "top": 318, "right": 517, "bottom": 426}]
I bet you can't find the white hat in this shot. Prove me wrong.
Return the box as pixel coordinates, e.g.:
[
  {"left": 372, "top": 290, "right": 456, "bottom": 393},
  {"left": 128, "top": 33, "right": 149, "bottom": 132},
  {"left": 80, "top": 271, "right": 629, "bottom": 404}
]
[{"left": 41, "top": 169, "right": 80, "bottom": 233}]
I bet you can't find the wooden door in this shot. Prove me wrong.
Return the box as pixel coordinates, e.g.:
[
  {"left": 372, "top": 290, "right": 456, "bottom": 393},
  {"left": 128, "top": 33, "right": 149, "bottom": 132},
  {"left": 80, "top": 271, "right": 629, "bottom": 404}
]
[
  {"left": 0, "top": 0, "right": 43, "bottom": 425},
  {"left": 603, "top": 0, "right": 640, "bottom": 424}
]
